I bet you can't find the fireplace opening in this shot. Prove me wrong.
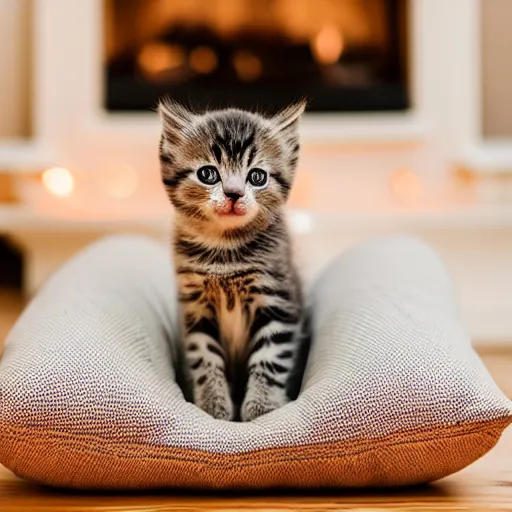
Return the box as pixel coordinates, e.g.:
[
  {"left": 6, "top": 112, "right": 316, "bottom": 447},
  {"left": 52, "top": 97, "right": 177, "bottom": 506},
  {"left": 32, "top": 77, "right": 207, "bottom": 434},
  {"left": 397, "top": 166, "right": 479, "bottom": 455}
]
[{"left": 104, "top": 0, "right": 409, "bottom": 113}]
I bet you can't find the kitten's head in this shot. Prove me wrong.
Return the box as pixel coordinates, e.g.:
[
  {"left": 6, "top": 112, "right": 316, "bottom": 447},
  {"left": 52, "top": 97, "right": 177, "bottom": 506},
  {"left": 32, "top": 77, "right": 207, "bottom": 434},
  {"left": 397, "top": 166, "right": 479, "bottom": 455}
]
[{"left": 158, "top": 99, "right": 305, "bottom": 232}]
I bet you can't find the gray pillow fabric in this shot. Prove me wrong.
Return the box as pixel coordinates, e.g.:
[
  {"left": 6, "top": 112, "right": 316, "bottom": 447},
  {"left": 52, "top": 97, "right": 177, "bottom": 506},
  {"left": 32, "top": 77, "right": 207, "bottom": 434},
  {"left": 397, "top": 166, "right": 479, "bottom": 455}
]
[{"left": 0, "top": 234, "right": 510, "bottom": 490}]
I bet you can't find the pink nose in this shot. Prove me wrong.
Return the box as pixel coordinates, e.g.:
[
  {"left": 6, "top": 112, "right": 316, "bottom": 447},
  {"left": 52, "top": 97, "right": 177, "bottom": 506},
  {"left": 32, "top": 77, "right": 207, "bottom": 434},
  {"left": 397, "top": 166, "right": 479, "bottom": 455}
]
[{"left": 222, "top": 175, "right": 245, "bottom": 202}]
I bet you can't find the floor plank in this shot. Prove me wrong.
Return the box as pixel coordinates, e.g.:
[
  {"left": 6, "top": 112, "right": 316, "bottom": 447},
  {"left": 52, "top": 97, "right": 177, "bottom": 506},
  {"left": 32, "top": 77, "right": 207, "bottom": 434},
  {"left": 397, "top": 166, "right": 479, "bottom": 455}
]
[{"left": 0, "top": 291, "right": 511, "bottom": 511}]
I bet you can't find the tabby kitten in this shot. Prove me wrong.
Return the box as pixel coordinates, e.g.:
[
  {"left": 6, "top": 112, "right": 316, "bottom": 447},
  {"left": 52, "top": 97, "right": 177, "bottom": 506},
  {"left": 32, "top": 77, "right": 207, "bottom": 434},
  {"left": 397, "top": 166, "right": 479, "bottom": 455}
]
[{"left": 158, "top": 99, "right": 309, "bottom": 422}]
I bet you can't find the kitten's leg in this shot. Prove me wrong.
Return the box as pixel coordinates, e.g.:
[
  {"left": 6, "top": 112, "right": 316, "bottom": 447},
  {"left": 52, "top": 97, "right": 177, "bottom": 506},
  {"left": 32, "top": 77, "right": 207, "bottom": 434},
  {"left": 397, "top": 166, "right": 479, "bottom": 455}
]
[
  {"left": 241, "top": 307, "right": 302, "bottom": 422},
  {"left": 185, "top": 316, "right": 234, "bottom": 421}
]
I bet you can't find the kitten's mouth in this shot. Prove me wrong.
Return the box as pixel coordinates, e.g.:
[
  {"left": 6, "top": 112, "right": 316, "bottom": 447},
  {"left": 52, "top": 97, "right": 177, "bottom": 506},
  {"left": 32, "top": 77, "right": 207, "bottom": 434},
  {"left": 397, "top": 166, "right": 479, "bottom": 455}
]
[
  {"left": 218, "top": 210, "right": 246, "bottom": 217},
  {"left": 215, "top": 201, "right": 247, "bottom": 217}
]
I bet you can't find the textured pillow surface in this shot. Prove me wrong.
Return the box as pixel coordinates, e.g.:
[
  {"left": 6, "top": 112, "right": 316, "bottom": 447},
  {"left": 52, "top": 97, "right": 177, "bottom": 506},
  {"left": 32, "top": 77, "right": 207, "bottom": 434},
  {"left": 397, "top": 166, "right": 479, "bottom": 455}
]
[{"left": 0, "top": 235, "right": 510, "bottom": 490}]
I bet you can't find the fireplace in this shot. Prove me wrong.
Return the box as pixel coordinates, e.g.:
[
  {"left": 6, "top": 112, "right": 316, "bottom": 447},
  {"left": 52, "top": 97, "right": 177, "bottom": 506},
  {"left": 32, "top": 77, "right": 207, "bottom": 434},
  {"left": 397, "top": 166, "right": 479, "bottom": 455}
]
[{"left": 104, "top": 0, "right": 409, "bottom": 113}]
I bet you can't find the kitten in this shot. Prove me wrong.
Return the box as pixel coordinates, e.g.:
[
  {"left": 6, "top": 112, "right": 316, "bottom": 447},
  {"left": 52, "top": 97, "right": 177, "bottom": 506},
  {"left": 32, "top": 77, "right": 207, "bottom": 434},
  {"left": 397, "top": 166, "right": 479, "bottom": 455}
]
[{"left": 158, "top": 99, "right": 309, "bottom": 422}]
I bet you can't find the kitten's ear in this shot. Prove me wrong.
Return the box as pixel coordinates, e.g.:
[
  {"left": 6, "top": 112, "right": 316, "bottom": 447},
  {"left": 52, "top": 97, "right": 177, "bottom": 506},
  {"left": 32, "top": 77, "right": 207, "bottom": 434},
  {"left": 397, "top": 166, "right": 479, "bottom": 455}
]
[
  {"left": 270, "top": 99, "right": 307, "bottom": 134},
  {"left": 158, "top": 98, "right": 194, "bottom": 138}
]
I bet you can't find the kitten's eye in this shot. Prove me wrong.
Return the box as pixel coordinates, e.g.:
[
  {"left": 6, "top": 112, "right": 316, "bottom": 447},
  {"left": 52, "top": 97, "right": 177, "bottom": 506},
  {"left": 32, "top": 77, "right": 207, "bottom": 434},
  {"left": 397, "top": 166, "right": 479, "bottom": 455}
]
[
  {"left": 197, "top": 166, "right": 220, "bottom": 185},
  {"left": 247, "top": 168, "right": 268, "bottom": 187}
]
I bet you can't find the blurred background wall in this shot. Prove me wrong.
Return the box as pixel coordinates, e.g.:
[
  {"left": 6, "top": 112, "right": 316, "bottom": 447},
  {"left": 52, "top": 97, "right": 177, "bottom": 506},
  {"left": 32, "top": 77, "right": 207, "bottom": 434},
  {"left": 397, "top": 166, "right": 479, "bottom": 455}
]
[{"left": 0, "top": 0, "right": 511, "bottom": 346}]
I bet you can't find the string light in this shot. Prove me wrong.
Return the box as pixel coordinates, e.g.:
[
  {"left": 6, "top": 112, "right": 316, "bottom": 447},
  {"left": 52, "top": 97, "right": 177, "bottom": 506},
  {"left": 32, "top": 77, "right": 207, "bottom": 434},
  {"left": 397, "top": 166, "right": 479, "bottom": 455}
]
[
  {"left": 41, "top": 167, "right": 74, "bottom": 198},
  {"left": 288, "top": 210, "right": 314, "bottom": 234},
  {"left": 390, "top": 169, "right": 423, "bottom": 203}
]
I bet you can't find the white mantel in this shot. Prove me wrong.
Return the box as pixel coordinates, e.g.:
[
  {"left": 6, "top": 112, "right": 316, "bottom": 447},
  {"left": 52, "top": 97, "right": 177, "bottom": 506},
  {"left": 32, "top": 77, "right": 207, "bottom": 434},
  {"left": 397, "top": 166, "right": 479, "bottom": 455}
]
[{"left": 1, "top": 0, "right": 508, "bottom": 175}]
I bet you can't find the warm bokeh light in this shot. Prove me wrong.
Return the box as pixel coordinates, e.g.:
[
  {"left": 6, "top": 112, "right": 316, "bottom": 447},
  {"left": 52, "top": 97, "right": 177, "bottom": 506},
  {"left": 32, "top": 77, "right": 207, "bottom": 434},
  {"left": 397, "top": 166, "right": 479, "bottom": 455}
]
[
  {"left": 101, "top": 164, "right": 139, "bottom": 199},
  {"left": 311, "top": 24, "right": 345, "bottom": 65},
  {"left": 288, "top": 209, "right": 314, "bottom": 234},
  {"left": 233, "top": 50, "right": 262, "bottom": 81},
  {"left": 189, "top": 46, "right": 218, "bottom": 74},
  {"left": 41, "top": 167, "right": 74, "bottom": 198},
  {"left": 390, "top": 169, "right": 423, "bottom": 203},
  {"left": 137, "top": 42, "right": 185, "bottom": 77}
]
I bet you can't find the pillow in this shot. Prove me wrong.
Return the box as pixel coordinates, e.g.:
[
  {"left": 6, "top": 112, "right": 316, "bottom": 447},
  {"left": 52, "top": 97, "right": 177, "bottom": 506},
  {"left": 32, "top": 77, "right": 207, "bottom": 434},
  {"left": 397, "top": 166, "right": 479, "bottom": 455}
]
[{"left": 0, "top": 235, "right": 510, "bottom": 490}]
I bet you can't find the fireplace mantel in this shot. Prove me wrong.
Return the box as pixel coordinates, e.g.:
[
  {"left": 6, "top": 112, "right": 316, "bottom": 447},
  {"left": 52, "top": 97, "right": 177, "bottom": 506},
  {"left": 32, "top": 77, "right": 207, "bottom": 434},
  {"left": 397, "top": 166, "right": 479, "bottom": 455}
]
[{"left": 2, "top": 0, "right": 508, "bottom": 176}]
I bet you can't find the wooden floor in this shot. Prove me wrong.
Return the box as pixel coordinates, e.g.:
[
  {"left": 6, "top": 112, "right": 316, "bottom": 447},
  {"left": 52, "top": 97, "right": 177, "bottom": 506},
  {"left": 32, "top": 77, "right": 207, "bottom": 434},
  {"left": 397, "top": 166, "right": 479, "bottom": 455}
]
[{"left": 1, "top": 290, "right": 511, "bottom": 511}]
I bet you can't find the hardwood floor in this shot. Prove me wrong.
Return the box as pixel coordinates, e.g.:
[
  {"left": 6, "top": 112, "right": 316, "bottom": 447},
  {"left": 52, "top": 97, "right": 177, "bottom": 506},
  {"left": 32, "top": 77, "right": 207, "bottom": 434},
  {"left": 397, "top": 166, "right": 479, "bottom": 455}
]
[{"left": 0, "top": 291, "right": 511, "bottom": 511}]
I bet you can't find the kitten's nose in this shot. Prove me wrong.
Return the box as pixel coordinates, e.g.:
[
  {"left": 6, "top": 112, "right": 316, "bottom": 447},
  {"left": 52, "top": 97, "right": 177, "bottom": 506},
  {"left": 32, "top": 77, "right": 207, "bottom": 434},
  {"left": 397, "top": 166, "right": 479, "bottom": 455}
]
[
  {"left": 225, "top": 191, "right": 243, "bottom": 202},
  {"left": 223, "top": 175, "right": 245, "bottom": 202}
]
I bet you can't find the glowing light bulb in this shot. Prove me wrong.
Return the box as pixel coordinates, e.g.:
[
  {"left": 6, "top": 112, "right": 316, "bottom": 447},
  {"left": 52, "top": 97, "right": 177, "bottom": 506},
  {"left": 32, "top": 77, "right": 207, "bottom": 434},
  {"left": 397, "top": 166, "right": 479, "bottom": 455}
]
[{"left": 42, "top": 167, "right": 74, "bottom": 198}]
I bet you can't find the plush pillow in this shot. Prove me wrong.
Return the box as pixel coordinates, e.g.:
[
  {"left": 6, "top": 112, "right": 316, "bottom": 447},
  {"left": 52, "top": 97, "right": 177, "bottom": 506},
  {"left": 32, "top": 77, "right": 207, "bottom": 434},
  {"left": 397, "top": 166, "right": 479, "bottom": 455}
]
[{"left": 0, "top": 235, "right": 510, "bottom": 490}]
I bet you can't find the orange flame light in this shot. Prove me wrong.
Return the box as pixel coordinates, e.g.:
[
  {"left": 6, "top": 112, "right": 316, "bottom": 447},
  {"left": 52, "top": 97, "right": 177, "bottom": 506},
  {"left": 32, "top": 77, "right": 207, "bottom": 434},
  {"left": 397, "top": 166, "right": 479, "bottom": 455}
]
[
  {"left": 137, "top": 43, "right": 185, "bottom": 78},
  {"left": 311, "top": 24, "right": 344, "bottom": 65},
  {"left": 189, "top": 46, "right": 218, "bottom": 74},
  {"left": 233, "top": 50, "right": 262, "bottom": 81}
]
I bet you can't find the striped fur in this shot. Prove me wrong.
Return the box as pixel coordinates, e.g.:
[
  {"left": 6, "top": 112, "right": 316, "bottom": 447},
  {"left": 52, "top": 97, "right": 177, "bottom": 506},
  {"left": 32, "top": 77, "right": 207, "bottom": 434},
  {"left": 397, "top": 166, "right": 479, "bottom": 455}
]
[{"left": 158, "top": 99, "right": 309, "bottom": 421}]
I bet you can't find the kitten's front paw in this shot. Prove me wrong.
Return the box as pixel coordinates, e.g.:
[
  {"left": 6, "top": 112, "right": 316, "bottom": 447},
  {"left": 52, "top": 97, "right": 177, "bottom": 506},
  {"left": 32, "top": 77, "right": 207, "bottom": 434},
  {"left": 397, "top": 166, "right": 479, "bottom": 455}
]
[
  {"left": 198, "top": 393, "right": 234, "bottom": 421},
  {"left": 241, "top": 398, "right": 284, "bottom": 422}
]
